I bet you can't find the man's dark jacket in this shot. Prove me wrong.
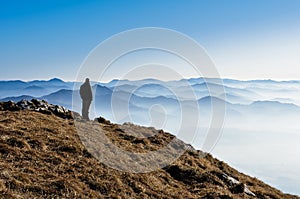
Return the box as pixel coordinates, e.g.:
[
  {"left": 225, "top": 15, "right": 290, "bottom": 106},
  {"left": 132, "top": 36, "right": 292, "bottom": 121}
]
[{"left": 80, "top": 81, "right": 92, "bottom": 101}]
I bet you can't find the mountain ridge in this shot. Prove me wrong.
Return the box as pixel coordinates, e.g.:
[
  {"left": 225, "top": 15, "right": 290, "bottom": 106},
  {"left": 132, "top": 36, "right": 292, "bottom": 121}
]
[{"left": 0, "top": 100, "right": 299, "bottom": 198}]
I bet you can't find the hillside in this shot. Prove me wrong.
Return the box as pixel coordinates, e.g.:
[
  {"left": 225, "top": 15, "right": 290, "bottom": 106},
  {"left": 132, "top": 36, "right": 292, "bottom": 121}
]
[{"left": 0, "top": 100, "right": 299, "bottom": 198}]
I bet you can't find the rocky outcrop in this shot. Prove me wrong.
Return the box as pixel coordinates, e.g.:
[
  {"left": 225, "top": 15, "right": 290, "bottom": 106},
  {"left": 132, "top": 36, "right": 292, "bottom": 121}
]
[{"left": 0, "top": 99, "right": 73, "bottom": 119}]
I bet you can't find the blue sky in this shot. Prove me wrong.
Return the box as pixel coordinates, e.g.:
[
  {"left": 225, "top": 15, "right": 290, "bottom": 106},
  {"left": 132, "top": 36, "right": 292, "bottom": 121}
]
[{"left": 1, "top": 0, "right": 300, "bottom": 81}]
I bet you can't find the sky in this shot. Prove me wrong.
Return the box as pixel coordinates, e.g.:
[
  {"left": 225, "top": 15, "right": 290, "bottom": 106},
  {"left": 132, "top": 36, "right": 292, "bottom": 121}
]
[{"left": 0, "top": 0, "right": 300, "bottom": 81}]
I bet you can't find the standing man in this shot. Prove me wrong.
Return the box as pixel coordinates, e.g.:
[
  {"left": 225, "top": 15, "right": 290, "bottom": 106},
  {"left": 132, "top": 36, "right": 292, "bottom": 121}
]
[{"left": 80, "top": 78, "right": 93, "bottom": 120}]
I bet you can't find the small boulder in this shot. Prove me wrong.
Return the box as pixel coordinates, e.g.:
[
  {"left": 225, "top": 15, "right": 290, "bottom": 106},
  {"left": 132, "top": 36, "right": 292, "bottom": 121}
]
[
  {"left": 0, "top": 101, "right": 20, "bottom": 111},
  {"left": 94, "top": 116, "right": 111, "bottom": 125}
]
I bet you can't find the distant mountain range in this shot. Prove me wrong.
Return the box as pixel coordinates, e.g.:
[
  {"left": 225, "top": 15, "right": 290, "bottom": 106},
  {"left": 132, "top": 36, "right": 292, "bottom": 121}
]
[{"left": 1, "top": 77, "right": 300, "bottom": 132}]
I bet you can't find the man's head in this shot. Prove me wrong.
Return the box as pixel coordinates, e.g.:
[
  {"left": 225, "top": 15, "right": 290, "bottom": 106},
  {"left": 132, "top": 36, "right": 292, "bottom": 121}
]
[{"left": 85, "top": 78, "right": 90, "bottom": 83}]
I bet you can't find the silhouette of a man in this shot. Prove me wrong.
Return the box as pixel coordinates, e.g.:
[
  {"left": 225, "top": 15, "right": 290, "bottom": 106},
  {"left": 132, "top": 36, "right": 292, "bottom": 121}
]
[{"left": 80, "top": 78, "right": 92, "bottom": 120}]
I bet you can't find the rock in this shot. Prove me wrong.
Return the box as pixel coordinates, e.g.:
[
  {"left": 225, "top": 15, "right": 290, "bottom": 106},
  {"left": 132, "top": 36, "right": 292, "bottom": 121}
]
[
  {"left": 35, "top": 107, "right": 52, "bottom": 115},
  {"left": 0, "top": 99, "right": 74, "bottom": 120},
  {"left": 244, "top": 185, "right": 256, "bottom": 197},
  {"left": 222, "top": 173, "right": 240, "bottom": 185},
  {"left": 221, "top": 173, "right": 256, "bottom": 196},
  {"left": 0, "top": 101, "right": 20, "bottom": 111},
  {"left": 17, "top": 99, "right": 35, "bottom": 110},
  {"left": 53, "top": 105, "right": 73, "bottom": 119},
  {"left": 31, "top": 98, "right": 41, "bottom": 106},
  {"left": 230, "top": 183, "right": 245, "bottom": 194},
  {"left": 94, "top": 116, "right": 111, "bottom": 125}
]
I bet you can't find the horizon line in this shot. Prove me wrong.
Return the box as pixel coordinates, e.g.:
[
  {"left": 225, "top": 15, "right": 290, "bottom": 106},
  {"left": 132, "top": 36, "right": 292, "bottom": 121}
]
[{"left": 1, "top": 77, "right": 300, "bottom": 83}]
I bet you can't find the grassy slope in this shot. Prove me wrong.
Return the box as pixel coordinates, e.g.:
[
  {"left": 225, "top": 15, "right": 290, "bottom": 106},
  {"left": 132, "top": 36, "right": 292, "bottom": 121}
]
[{"left": 0, "top": 110, "right": 298, "bottom": 199}]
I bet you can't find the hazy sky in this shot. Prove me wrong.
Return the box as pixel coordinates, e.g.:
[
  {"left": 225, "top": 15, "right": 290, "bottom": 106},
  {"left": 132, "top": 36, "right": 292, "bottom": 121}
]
[{"left": 1, "top": 0, "right": 300, "bottom": 81}]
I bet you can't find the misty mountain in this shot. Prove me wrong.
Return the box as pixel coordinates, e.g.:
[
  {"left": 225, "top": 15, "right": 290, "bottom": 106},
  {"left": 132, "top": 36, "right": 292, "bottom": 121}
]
[
  {"left": 0, "top": 78, "right": 73, "bottom": 99},
  {"left": 29, "top": 78, "right": 68, "bottom": 87},
  {"left": 1, "top": 77, "right": 300, "bottom": 129},
  {"left": 1, "top": 95, "right": 35, "bottom": 102}
]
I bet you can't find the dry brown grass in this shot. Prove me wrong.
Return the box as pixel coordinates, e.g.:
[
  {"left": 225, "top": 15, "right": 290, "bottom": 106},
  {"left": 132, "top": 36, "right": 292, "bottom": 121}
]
[{"left": 0, "top": 110, "right": 298, "bottom": 199}]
